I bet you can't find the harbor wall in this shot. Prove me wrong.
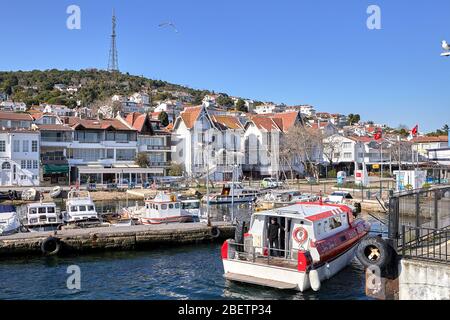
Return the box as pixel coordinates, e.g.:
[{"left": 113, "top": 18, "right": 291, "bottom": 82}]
[
  {"left": 399, "top": 259, "right": 450, "bottom": 300},
  {"left": 0, "top": 223, "right": 234, "bottom": 257}
]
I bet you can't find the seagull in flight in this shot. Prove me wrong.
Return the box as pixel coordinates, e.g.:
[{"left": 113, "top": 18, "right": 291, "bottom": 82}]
[
  {"left": 442, "top": 40, "right": 450, "bottom": 51},
  {"left": 158, "top": 22, "right": 179, "bottom": 33}
]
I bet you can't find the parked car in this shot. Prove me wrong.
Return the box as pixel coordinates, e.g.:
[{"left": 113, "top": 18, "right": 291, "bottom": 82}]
[{"left": 260, "top": 178, "right": 282, "bottom": 189}]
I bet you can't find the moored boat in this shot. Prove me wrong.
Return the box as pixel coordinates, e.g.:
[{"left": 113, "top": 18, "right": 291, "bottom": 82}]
[
  {"left": 63, "top": 189, "right": 99, "bottom": 223},
  {"left": 124, "top": 192, "right": 199, "bottom": 225},
  {"left": 50, "top": 186, "right": 62, "bottom": 199},
  {"left": 21, "top": 188, "right": 37, "bottom": 201},
  {"left": 24, "top": 202, "right": 63, "bottom": 231},
  {"left": 221, "top": 201, "right": 370, "bottom": 292},
  {"left": 256, "top": 190, "right": 318, "bottom": 210},
  {"left": 203, "top": 182, "right": 260, "bottom": 204},
  {"left": 0, "top": 205, "right": 21, "bottom": 236}
]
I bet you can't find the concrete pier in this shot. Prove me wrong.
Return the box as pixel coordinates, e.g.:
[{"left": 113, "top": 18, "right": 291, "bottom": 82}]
[{"left": 0, "top": 222, "right": 234, "bottom": 257}]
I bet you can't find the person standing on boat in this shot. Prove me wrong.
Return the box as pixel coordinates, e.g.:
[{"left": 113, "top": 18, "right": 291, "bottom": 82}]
[{"left": 268, "top": 218, "right": 284, "bottom": 257}]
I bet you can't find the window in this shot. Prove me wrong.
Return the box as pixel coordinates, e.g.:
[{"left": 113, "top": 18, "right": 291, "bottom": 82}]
[
  {"left": 27, "top": 160, "right": 32, "bottom": 169},
  {"left": 169, "top": 204, "right": 174, "bottom": 209},
  {"left": 88, "top": 205, "right": 95, "bottom": 211},
  {"left": 21, "top": 160, "right": 26, "bottom": 169},
  {"left": 38, "top": 207, "right": 46, "bottom": 214},
  {"left": 47, "top": 207, "right": 55, "bottom": 214},
  {"left": 161, "top": 204, "right": 167, "bottom": 210},
  {"left": 79, "top": 206, "right": 86, "bottom": 212},
  {"left": 0, "top": 141, "right": 5, "bottom": 152},
  {"left": 32, "top": 175, "right": 38, "bottom": 180},
  {"left": 33, "top": 160, "right": 38, "bottom": 169},
  {"left": 329, "top": 216, "right": 342, "bottom": 230},
  {"left": 343, "top": 152, "right": 352, "bottom": 159},
  {"left": 175, "top": 203, "right": 180, "bottom": 209},
  {"left": 32, "top": 141, "right": 38, "bottom": 152},
  {"left": 30, "top": 208, "right": 37, "bottom": 214},
  {"left": 106, "top": 149, "right": 114, "bottom": 159},
  {"left": 70, "top": 206, "right": 78, "bottom": 212},
  {"left": 1, "top": 162, "right": 10, "bottom": 170},
  {"left": 13, "top": 140, "right": 20, "bottom": 152},
  {"left": 342, "top": 142, "right": 352, "bottom": 149},
  {"left": 22, "top": 141, "right": 29, "bottom": 152},
  {"left": 20, "top": 175, "right": 27, "bottom": 180}
]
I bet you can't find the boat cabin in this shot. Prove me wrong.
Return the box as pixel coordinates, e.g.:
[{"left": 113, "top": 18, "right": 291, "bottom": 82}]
[
  {"left": 246, "top": 202, "right": 355, "bottom": 262},
  {"left": 26, "top": 202, "right": 61, "bottom": 226},
  {"left": 65, "top": 190, "right": 97, "bottom": 221}
]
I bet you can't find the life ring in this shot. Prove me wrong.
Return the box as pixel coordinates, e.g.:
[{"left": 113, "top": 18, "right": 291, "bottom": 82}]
[
  {"left": 41, "top": 236, "right": 61, "bottom": 256},
  {"left": 293, "top": 227, "right": 308, "bottom": 244},
  {"left": 210, "top": 226, "right": 221, "bottom": 238}
]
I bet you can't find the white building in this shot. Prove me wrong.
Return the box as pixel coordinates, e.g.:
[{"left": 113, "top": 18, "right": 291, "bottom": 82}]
[
  {"left": 171, "top": 105, "right": 245, "bottom": 181},
  {"left": 41, "top": 104, "right": 74, "bottom": 117},
  {"left": 0, "top": 101, "right": 27, "bottom": 112},
  {"left": 253, "top": 104, "right": 279, "bottom": 114},
  {"left": 0, "top": 112, "right": 40, "bottom": 186}
]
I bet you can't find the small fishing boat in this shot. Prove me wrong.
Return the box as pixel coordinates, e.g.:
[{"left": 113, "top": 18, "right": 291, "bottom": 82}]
[
  {"left": 123, "top": 192, "right": 198, "bottom": 225},
  {"left": 0, "top": 205, "right": 21, "bottom": 236},
  {"left": 50, "top": 186, "right": 62, "bottom": 199},
  {"left": 24, "top": 202, "right": 63, "bottom": 231},
  {"left": 203, "top": 182, "right": 260, "bottom": 204},
  {"left": 221, "top": 201, "right": 370, "bottom": 292},
  {"left": 21, "top": 188, "right": 37, "bottom": 201},
  {"left": 63, "top": 189, "right": 99, "bottom": 223}
]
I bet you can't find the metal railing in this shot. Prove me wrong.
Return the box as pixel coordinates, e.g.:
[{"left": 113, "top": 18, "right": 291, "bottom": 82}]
[
  {"left": 401, "top": 225, "right": 449, "bottom": 264},
  {"left": 227, "top": 240, "right": 299, "bottom": 269},
  {"left": 388, "top": 186, "right": 450, "bottom": 250}
]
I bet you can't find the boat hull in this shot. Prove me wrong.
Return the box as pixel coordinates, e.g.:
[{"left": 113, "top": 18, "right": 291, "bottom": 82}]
[
  {"left": 140, "top": 215, "right": 196, "bottom": 225},
  {"left": 223, "top": 240, "right": 360, "bottom": 292}
]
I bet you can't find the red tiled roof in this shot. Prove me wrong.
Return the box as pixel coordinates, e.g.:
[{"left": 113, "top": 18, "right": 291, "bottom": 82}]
[
  {"left": 68, "top": 117, "right": 135, "bottom": 131},
  {"left": 37, "top": 124, "right": 73, "bottom": 131},
  {"left": 125, "top": 112, "right": 147, "bottom": 132},
  {"left": 211, "top": 115, "right": 243, "bottom": 130},
  {"left": 249, "top": 111, "right": 299, "bottom": 132},
  {"left": 180, "top": 106, "right": 203, "bottom": 129},
  {"left": 0, "top": 111, "right": 33, "bottom": 121},
  {"left": 412, "top": 136, "right": 448, "bottom": 143}
]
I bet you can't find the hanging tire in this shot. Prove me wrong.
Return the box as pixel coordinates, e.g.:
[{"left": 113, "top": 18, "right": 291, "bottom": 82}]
[
  {"left": 356, "top": 236, "right": 392, "bottom": 270},
  {"left": 210, "top": 226, "right": 221, "bottom": 239},
  {"left": 41, "top": 237, "right": 61, "bottom": 256}
]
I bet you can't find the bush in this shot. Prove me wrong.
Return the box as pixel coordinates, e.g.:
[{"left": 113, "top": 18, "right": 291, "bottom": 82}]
[{"left": 327, "top": 169, "right": 337, "bottom": 178}]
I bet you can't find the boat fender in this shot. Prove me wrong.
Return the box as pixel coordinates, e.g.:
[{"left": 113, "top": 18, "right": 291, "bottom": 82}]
[
  {"left": 210, "top": 226, "right": 221, "bottom": 239},
  {"left": 293, "top": 227, "right": 308, "bottom": 244},
  {"left": 41, "top": 236, "right": 61, "bottom": 256},
  {"left": 325, "top": 263, "right": 331, "bottom": 280},
  {"left": 356, "top": 236, "right": 392, "bottom": 270},
  {"left": 309, "top": 269, "right": 321, "bottom": 292}
]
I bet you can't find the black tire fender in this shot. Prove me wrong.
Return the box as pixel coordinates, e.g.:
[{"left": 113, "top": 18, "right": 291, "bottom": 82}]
[
  {"left": 210, "top": 226, "right": 221, "bottom": 238},
  {"left": 41, "top": 236, "right": 61, "bottom": 256},
  {"left": 356, "top": 236, "right": 392, "bottom": 270}
]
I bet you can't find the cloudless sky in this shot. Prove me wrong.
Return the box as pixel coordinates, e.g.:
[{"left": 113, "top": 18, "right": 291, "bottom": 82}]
[{"left": 0, "top": 0, "right": 449, "bottom": 132}]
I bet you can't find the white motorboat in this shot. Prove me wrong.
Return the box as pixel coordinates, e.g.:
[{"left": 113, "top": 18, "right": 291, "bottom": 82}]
[
  {"left": 24, "top": 202, "right": 63, "bottom": 230},
  {"left": 63, "top": 189, "right": 99, "bottom": 223},
  {"left": 256, "top": 190, "right": 319, "bottom": 210},
  {"left": 50, "top": 186, "right": 62, "bottom": 199},
  {"left": 324, "top": 191, "right": 361, "bottom": 214},
  {"left": 0, "top": 205, "right": 20, "bottom": 236},
  {"left": 221, "top": 201, "right": 370, "bottom": 292},
  {"left": 123, "top": 192, "right": 198, "bottom": 225},
  {"left": 203, "top": 182, "right": 260, "bottom": 204}
]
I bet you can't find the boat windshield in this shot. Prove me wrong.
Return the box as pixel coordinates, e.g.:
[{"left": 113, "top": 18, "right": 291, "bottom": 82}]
[{"left": 182, "top": 201, "right": 200, "bottom": 209}]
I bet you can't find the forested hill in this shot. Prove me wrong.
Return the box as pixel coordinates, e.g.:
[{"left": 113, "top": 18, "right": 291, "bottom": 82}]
[{"left": 0, "top": 69, "right": 213, "bottom": 107}]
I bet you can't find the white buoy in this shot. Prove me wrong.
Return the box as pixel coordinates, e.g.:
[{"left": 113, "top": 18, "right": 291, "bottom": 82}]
[{"left": 309, "top": 269, "right": 321, "bottom": 292}]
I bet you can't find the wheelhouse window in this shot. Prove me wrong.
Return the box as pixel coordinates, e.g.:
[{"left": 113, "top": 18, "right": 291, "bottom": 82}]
[
  {"left": 70, "top": 206, "right": 78, "bottom": 212},
  {"left": 88, "top": 205, "right": 95, "bottom": 211},
  {"left": 38, "top": 207, "right": 46, "bottom": 214},
  {"left": 161, "top": 204, "right": 167, "bottom": 210},
  {"left": 79, "top": 206, "right": 87, "bottom": 212},
  {"left": 47, "top": 207, "right": 55, "bottom": 214}
]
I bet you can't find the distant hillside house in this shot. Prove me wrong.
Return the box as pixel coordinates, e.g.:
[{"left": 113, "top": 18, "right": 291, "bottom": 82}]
[{"left": 0, "top": 101, "right": 27, "bottom": 112}]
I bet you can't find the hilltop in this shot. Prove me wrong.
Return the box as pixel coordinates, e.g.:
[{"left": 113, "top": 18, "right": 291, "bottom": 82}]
[{"left": 0, "top": 69, "right": 216, "bottom": 108}]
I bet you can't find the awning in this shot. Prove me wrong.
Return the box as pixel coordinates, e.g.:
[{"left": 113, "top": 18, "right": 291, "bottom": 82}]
[{"left": 43, "top": 164, "right": 69, "bottom": 174}]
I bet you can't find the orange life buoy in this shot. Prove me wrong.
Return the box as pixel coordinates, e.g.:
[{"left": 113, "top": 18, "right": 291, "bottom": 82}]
[{"left": 293, "top": 227, "right": 308, "bottom": 244}]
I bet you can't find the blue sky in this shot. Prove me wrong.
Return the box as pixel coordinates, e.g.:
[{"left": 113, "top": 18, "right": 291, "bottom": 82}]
[{"left": 0, "top": 0, "right": 449, "bottom": 132}]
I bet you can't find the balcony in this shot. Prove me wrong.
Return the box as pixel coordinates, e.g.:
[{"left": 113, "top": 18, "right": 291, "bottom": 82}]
[
  {"left": 149, "top": 161, "right": 170, "bottom": 167},
  {"left": 146, "top": 145, "right": 171, "bottom": 151}
]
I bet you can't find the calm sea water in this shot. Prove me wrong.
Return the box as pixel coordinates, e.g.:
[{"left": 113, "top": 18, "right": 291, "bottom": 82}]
[{"left": 0, "top": 203, "right": 382, "bottom": 300}]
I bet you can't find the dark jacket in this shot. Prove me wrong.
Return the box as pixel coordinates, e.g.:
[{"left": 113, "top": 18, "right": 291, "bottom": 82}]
[{"left": 268, "top": 222, "right": 282, "bottom": 240}]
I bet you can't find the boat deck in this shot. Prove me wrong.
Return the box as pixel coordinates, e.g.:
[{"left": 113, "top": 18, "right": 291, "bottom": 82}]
[
  {"left": 235, "top": 252, "right": 298, "bottom": 270},
  {"left": 224, "top": 272, "right": 297, "bottom": 289}
]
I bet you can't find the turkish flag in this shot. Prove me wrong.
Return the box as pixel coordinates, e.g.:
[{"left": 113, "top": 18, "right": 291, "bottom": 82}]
[
  {"left": 411, "top": 125, "right": 418, "bottom": 137},
  {"left": 374, "top": 128, "right": 383, "bottom": 140}
]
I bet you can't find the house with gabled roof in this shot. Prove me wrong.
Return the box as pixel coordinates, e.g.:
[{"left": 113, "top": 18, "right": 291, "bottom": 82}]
[{"left": 242, "top": 111, "right": 303, "bottom": 178}]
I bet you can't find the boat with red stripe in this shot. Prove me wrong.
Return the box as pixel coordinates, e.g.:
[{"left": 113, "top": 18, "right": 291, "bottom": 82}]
[{"left": 222, "top": 201, "right": 370, "bottom": 291}]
